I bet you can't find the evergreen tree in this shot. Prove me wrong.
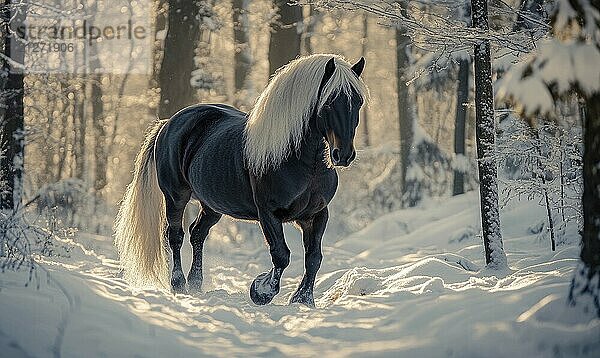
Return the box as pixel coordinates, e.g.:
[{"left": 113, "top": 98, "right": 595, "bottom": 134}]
[{"left": 499, "top": 0, "right": 600, "bottom": 316}]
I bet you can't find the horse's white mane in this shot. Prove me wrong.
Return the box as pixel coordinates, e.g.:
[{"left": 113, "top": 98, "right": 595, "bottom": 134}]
[{"left": 244, "top": 54, "right": 368, "bottom": 176}]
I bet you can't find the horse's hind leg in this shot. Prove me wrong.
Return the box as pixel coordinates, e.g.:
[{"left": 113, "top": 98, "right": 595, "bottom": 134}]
[
  {"left": 291, "top": 207, "right": 328, "bottom": 307},
  {"left": 164, "top": 192, "right": 190, "bottom": 293},
  {"left": 188, "top": 205, "right": 222, "bottom": 293}
]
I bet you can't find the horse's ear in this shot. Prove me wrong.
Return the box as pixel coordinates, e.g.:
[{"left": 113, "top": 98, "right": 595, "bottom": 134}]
[
  {"left": 351, "top": 57, "right": 365, "bottom": 77},
  {"left": 321, "top": 57, "right": 336, "bottom": 87}
]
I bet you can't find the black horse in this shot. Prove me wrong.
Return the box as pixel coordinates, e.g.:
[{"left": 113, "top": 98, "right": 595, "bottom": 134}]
[{"left": 115, "top": 54, "right": 367, "bottom": 306}]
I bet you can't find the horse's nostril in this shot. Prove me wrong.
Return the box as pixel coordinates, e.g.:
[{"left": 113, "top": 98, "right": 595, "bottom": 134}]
[{"left": 332, "top": 148, "right": 340, "bottom": 162}]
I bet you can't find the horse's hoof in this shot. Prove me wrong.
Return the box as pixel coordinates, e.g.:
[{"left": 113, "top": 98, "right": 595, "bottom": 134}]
[
  {"left": 171, "top": 283, "right": 187, "bottom": 294},
  {"left": 250, "top": 271, "right": 279, "bottom": 305},
  {"left": 188, "top": 279, "right": 202, "bottom": 294},
  {"left": 171, "top": 271, "right": 187, "bottom": 294},
  {"left": 187, "top": 270, "right": 203, "bottom": 294},
  {"left": 290, "top": 289, "right": 315, "bottom": 307}
]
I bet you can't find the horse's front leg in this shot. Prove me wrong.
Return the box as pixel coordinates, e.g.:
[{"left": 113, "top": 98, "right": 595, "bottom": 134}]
[
  {"left": 291, "top": 207, "right": 328, "bottom": 307},
  {"left": 250, "top": 211, "right": 289, "bottom": 305}
]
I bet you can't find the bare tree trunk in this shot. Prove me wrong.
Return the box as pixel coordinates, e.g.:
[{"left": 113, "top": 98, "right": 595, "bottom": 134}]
[
  {"left": 147, "top": 0, "right": 167, "bottom": 120},
  {"left": 268, "top": 0, "right": 302, "bottom": 77},
  {"left": 158, "top": 0, "right": 201, "bottom": 118},
  {"left": 73, "top": 88, "right": 86, "bottom": 179},
  {"left": 232, "top": 0, "right": 253, "bottom": 106},
  {"left": 569, "top": 93, "right": 600, "bottom": 316},
  {"left": 91, "top": 75, "right": 106, "bottom": 192},
  {"left": 453, "top": 59, "right": 469, "bottom": 195},
  {"left": 361, "top": 13, "right": 370, "bottom": 147},
  {"left": 396, "top": 25, "right": 414, "bottom": 198},
  {"left": 150, "top": 0, "right": 167, "bottom": 91},
  {"left": 55, "top": 123, "right": 68, "bottom": 180},
  {"left": 88, "top": 3, "right": 107, "bottom": 193},
  {"left": 303, "top": 5, "right": 321, "bottom": 55},
  {"left": 303, "top": 5, "right": 314, "bottom": 55},
  {"left": 532, "top": 128, "right": 556, "bottom": 251},
  {"left": 43, "top": 91, "right": 57, "bottom": 184},
  {"left": 471, "top": 0, "right": 506, "bottom": 268},
  {"left": 73, "top": 44, "right": 87, "bottom": 180},
  {"left": 0, "top": 0, "right": 26, "bottom": 209}
]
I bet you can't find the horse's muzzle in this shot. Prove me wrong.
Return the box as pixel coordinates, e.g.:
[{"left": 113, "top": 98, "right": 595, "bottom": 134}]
[{"left": 331, "top": 147, "right": 356, "bottom": 167}]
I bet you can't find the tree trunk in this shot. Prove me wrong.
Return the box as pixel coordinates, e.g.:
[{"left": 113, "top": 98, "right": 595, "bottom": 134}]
[
  {"left": 74, "top": 44, "right": 87, "bottom": 180},
  {"left": 150, "top": 0, "right": 167, "bottom": 91},
  {"left": 73, "top": 86, "right": 86, "bottom": 179},
  {"left": 91, "top": 75, "right": 106, "bottom": 192},
  {"left": 158, "top": 0, "right": 201, "bottom": 118},
  {"left": 471, "top": 0, "right": 507, "bottom": 269},
  {"left": 232, "top": 0, "right": 253, "bottom": 106},
  {"left": 396, "top": 25, "right": 414, "bottom": 199},
  {"left": 268, "top": 0, "right": 302, "bottom": 77},
  {"left": 303, "top": 5, "right": 315, "bottom": 55},
  {"left": 569, "top": 93, "right": 600, "bottom": 316},
  {"left": 87, "top": 2, "right": 107, "bottom": 193},
  {"left": 55, "top": 120, "right": 68, "bottom": 180},
  {"left": 532, "top": 128, "right": 556, "bottom": 251},
  {"left": 361, "top": 14, "right": 370, "bottom": 147},
  {"left": 453, "top": 59, "right": 469, "bottom": 195},
  {"left": 0, "top": 0, "right": 26, "bottom": 210}
]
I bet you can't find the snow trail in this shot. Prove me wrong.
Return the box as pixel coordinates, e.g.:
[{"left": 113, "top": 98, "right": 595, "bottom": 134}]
[{"left": 1, "top": 192, "right": 598, "bottom": 357}]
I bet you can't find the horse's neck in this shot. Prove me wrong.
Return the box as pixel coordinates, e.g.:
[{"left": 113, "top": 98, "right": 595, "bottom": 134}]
[{"left": 298, "top": 124, "right": 327, "bottom": 167}]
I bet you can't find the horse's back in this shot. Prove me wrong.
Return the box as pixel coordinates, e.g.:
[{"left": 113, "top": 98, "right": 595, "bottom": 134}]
[
  {"left": 160, "top": 104, "right": 244, "bottom": 138},
  {"left": 155, "top": 105, "right": 241, "bottom": 184},
  {"left": 155, "top": 104, "right": 257, "bottom": 218}
]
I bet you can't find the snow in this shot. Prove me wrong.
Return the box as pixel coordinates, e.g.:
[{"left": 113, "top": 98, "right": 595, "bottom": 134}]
[
  {"left": 499, "top": 38, "right": 600, "bottom": 113},
  {"left": 1, "top": 192, "right": 600, "bottom": 357},
  {"left": 498, "top": 68, "right": 555, "bottom": 116},
  {"left": 497, "top": 0, "right": 600, "bottom": 116},
  {"left": 452, "top": 153, "right": 470, "bottom": 173},
  {"left": 554, "top": 0, "right": 577, "bottom": 31},
  {"left": 572, "top": 43, "right": 600, "bottom": 95}
]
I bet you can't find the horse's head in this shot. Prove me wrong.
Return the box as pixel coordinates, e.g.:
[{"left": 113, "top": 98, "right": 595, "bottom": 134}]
[{"left": 317, "top": 57, "right": 365, "bottom": 167}]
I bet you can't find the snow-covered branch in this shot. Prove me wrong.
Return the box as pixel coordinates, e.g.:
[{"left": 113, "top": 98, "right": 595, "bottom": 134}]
[
  {"left": 498, "top": 0, "right": 600, "bottom": 118},
  {"left": 304, "top": 0, "right": 543, "bottom": 56}
]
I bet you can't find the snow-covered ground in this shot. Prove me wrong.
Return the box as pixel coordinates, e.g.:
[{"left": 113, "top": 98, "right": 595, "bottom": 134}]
[{"left": 1, "top": 192, "right": 599, "bottom": 357}]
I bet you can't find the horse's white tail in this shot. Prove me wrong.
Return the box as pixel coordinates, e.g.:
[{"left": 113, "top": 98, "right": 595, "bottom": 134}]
[{"left": 114, "top": 120, "right": 169, "bottom": 288}]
